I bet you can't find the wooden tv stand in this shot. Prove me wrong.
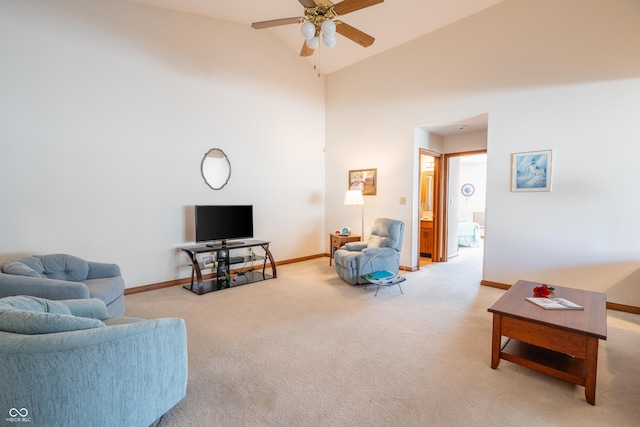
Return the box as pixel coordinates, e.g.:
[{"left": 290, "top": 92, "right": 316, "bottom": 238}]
[{"left": 181, "top": 240, "right": 276, "bottom": 295}]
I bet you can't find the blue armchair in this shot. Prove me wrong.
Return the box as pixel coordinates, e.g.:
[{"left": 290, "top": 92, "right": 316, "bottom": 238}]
[
  {"left": 0, "top": 296, "right": 187, "bottom": 427},
  {"left": 334, "top": 218, "right": 405, "bottom": 285},
  {"left": 0, "top": 254, "right": 125, "bottom": 316}
]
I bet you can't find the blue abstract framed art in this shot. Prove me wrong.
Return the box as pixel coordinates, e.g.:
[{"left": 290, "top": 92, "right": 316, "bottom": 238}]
[{"left": 511, "top": 150, "right": 552, "bottom": 192}]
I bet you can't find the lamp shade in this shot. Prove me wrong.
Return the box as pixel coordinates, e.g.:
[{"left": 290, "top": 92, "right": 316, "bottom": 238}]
[{"left": 344, "top": 190, "right": 364, "bottom": 206}]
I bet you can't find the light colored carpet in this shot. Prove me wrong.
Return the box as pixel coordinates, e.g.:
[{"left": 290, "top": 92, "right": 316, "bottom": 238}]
[{"left": 125, "top": 247, "right": 640, "bottom": 426}]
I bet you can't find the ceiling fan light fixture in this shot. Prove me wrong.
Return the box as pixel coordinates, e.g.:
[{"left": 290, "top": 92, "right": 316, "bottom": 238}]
[
  {"left": 306, "top": 36, "right": 320, "bottom": 49},
  {"left": 300, "top": 21, "right": 316, "bottom": 39},
  {"left": 323, "top": 33, "right": 337, "bottom": 48},
  {"left": 321, "top": 19, "right": 336, "bottom": 37},
  {"left": 252, "top": 0, "right": 383, "bottom": 59}
]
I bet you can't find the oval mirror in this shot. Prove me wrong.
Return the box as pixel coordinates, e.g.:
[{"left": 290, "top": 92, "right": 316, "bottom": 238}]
[{"left": 201, "top": 148, "right": 231, "bottom": 190}]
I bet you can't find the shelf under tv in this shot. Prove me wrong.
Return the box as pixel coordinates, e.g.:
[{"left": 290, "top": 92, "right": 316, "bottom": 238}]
[
  {"left": 184, "top": 271, "right": 274, "bottom": 294},
  {"left": 181, "top": 240, "right": 276, "bottom": 295}
]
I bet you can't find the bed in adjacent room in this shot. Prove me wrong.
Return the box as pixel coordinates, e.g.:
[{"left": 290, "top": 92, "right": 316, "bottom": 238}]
[{"left": 458, "top": 219, "right": 480, "bottom": 247}]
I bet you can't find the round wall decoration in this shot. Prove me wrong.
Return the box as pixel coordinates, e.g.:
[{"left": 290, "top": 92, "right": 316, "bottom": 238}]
[{"left": 461, "top": 183, "right": 475, "bottom": 197}]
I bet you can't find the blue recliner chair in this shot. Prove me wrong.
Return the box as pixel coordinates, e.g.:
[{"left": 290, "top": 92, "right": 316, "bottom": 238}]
[
  {"left": 0, "top": 296, "right": 187, "bottom": 427},
  {"left": 334, "top": 218, "right": 405, "bottom": 285}
]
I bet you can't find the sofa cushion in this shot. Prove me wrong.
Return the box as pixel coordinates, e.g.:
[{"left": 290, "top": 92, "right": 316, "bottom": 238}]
[
  {"left": 37, "top": 254, "right": 90, "bottom": 281},
  {"left": 0, "top": 296, "right": 105, "bottom": 334},
  {"left": 367, "top": 235, "right": 392, "bottom": 248},
  {"left": 12, "top": 257, "right": 46, "bottom": 275},
  {"left": 0, "top": 295, "right": 72, "bottom": 314},
  {"left": 29, "top": 254, "right": 90, "bottom": 281},
  {"left": 2, "top": 261, "right": 43, "bottom": 277},
  {"left": 369, "top": 218, "right": 404, "bottom": 250}
]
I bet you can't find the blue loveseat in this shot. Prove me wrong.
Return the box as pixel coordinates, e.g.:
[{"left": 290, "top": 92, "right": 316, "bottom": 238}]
[
  {"left": 0, "top": 296, "right": 187, "bottom": 426},
  {"left": 0, "top": 254, "right": 125, "bottom": 316}
]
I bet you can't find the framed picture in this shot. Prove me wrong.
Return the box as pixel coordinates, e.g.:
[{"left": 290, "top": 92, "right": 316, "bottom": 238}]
[
  {"left": 511, "top": 150, "right": 552, "bottom": 192},
  {"left": 348, "top": 168, "right": 377, "bottom": 195},
  {"left": 202, "top": 256, "right": 215, "bottom": 269}
]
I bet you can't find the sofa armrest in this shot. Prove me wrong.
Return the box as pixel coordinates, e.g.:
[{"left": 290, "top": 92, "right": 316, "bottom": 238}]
[
  {"left": 361, "top": 247, "right": 400, "bottom": 258},
  {"left": 61, "top": 298, "right": 110, "bottom": 320},
  {"left": 0, "top": 273, "right": 90, "bottom": 300},
  {"left": 87, "top": 261, "right": 121, "bottom": 279}
]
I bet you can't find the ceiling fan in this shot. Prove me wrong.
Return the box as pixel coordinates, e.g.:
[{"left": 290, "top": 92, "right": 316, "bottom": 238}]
[{"left": 251, "top": 0, "right": 384, "bottom": 57}]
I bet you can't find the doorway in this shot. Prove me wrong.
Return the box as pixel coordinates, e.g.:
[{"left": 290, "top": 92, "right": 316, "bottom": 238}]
[
  {"left": 418, "top": 150, "right": 441, "bottom": 266},
  {"left": 415, "top": 114, "right": 488, "bottom": 270},
  {"left": 443, "top": 151, "right": 487, "bottom": 262}
]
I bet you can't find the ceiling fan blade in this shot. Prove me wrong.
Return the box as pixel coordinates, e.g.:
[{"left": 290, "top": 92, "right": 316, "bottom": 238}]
[
  {"left": 335, "top": 21, "right": 375, "bottom": 47},
  {"left": 333, "top": 0, "right": 383, "bottom": 16},
  {"left": 300, "top": 41, "right": 315, "bottom": 57},
  {"left": 251, "top": 17, "right": 302, "bottom": 30},
  {"left": 298, "top": 0, "right": 318, "bottom": 7}
]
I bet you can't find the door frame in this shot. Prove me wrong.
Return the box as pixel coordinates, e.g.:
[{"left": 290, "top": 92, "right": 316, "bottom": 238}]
[
  {"left": 440, "top": 149, "right": 487, "bottom": 262},
  {"left": 418, "top": 149, "right": 442, "bottom": 264}
]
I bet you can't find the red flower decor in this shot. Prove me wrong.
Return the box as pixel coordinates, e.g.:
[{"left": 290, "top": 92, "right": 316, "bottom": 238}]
[{"left": 532, "top": 284, "right": 555, "bottom": 297}]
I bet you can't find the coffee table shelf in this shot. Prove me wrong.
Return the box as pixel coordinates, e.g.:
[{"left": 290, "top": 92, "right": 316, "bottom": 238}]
[{"left": 500, "top": 338, "right": 586, "bottom": 384}]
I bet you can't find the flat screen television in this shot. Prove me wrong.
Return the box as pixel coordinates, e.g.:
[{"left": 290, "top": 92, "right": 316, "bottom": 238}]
[{"left": 195, "top": 205, "right": 253, "bottom": 246}]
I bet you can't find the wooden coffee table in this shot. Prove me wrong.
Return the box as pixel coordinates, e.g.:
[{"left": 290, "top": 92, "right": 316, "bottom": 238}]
[{"left": 488, "top": 280, "right": 607, "bottom": 405}]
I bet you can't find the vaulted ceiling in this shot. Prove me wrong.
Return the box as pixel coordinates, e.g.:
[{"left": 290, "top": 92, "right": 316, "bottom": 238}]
[{"left": 125, "top": 0, "right": 506, "bottom": 75}]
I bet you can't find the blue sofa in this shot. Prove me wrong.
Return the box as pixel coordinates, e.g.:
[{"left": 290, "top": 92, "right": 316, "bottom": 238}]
[
  {"left": 0, "top": 254, "right": 125, "bottom": 316},
  {"left": 334, "top": 218, "right": 405, "bottom": 285},
  {"left": 0, "top": 296, "right": 187, "bottom": 426}
]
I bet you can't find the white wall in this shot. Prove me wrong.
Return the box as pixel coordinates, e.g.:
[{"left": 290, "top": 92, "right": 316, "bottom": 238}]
[
  {"left": 3, "top": 0, "right": 640, "bottom": 308},
  {"left": 457, "top": 158, "right": 487, "bottom": 223},
  {"left": 325, "top": 0, "right": 640, "bottom": 306},
  {"left": 0, "top": 0, "right": 326, "bottom": 287}
]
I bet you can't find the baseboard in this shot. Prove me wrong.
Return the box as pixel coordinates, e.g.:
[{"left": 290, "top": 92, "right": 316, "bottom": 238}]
[
  {"left": 480, "top": 280, "right": 640, "bottom": 314},
  {"left": 282, "top": 254, "right": 325, "bottom": 265},
  {"left": 606, "top": 301, "right": 640, "bottom": 315},
  {"left": 480, "top": 280, "right": 511, "bottom": 290},
  {"left": 125, "top": 255, "right": 325, "bottom": 295},
  {"left": 124, "top": 277, "right": 193, "bottom": 295}
]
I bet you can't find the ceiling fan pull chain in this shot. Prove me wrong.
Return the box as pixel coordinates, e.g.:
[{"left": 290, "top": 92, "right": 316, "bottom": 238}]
[{"left": 315, "top": 43, "right": 321, "bottom": 77}]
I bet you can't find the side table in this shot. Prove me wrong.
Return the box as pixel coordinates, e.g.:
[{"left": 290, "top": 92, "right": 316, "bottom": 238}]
[{"left": 329, "top": 233, "right": 361, "bottom": 266}]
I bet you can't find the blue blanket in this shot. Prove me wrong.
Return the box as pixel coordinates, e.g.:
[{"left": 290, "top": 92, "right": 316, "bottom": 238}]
[{"left": 458, "top": 219, "right": 480, "bottom": 247}]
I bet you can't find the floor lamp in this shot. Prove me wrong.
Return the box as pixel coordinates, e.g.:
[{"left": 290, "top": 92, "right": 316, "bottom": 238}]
[{"left": 344, "top": 190, "right": 365, "bottom": 240}]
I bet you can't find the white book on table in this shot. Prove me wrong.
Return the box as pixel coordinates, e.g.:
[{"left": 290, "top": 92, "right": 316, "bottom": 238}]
[{"left": 525, "top": 297, "right": 583, "bottom": 310}]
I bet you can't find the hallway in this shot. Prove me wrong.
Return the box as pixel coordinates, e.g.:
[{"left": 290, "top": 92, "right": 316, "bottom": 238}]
[{"left": 420, "top": 238, "right": 483, "bottom": 272}]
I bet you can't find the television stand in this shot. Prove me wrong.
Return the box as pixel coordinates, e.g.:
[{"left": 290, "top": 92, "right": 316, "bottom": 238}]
[
  {"left": 181, "top": 239, "right": 276, "bottom": 295},
  {"left": 205, "top": 240, "right": 245, "bottom": 248}
]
